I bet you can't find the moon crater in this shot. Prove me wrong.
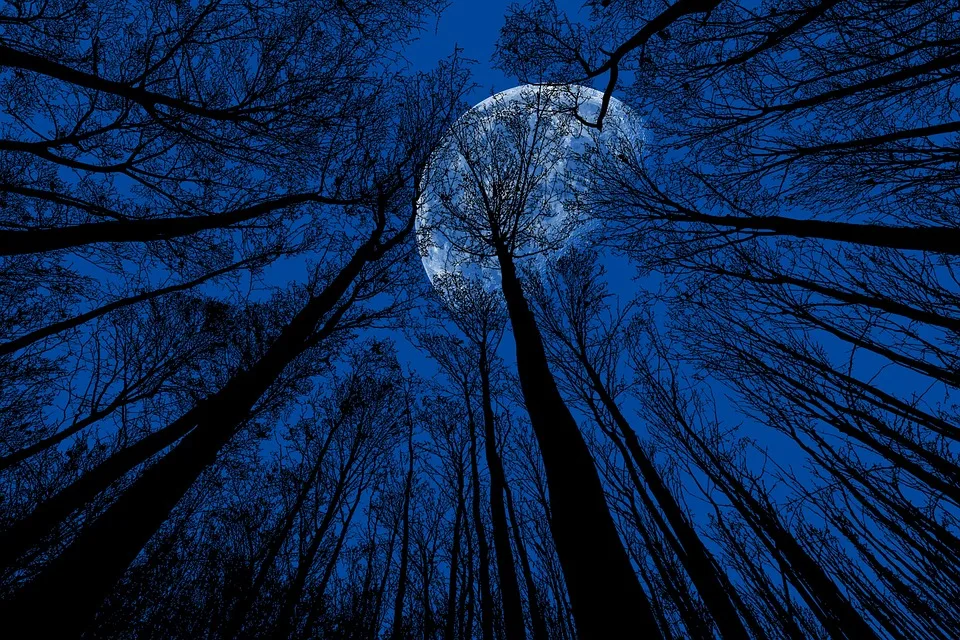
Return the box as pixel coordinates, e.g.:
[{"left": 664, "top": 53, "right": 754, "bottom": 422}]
[{"left": 416, "top": 84, "right": 643, "bottom": 292}]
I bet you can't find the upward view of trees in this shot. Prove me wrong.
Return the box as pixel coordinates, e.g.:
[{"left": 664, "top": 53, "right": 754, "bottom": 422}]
[{"left": 1, "top": 0, "right": 958, "bottom": 638}]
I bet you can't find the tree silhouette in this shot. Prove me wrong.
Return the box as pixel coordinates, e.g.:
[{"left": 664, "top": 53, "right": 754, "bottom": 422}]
[
  {"left": 3, "top": 0, "right": 959, "bottom": 637},
  {"left": 418, "top": 86, "right": 660, "bottom": 637}
]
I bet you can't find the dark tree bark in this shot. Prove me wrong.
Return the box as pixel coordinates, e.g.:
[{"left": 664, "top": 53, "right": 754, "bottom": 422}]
[
  {"left": 504, "top": 482, "right": 549, "bottom": 640},
  {"left": 0, "top": 44, "right": 280, "bottom": 123},
  {"left": 0, "top": 214, "right": 408, "bottom": 635},
  {"left": 465, "top": 395, "right": 495, "bottom": 640},
  {"left": 0, "top": 255, "right": 265, "bottom": 356},
  {"left": 0, "top": 276, "right": 356, "bottom": 574},
  {"left": 583, "top": 359, "right": 752, "bottom": 639},
  {"left": 373, "top": 503, "right": 403, "bottom": 635},
  {"left": 478, "top": 349, "right": 526, "bottom": 640},
  {"left": 0, "top": 392, "right": 133, "bottom": 473},
  {"left": 444, "top": 464, "right": 465, "bottom": 640},
  {"left": 463, "top": 514, "right": 477, "bottom": 640},
  {"left": 695, "top": 262, "right": 960, "bottom": 338},
  {"left": 630, "top": 199, "right": 960, "bottom": 257},
  {"left": 0, "top": 193, "right": 359, "bottom": 256},
  {"left": 493, "top": 242, "right": 661, "bottom": 638},
  {"left": 273, "top": 443, "right": 362, "bottom": 640},
  {"left": 272, "top": 483, "right": 348, "bottom": 639},
  {"left": 304, "top": 484, "right": 366, "bottom": 634},
  {"left": 0, "top": 404, "right": 202, "bottom": 571},
  {"left": 390, "top": 415, "right": 416, "bottom": 640},
  {"left": 222, "top": 423, "right": 338, "bottom": 638},
  {"left": 671, "top": 412, "right": 878, "bottom": 640}
]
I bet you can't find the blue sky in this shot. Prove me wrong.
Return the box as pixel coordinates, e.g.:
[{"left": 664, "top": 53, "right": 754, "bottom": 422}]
[{"left": 405, "top": 0, "right": 591, "bottom": 103}]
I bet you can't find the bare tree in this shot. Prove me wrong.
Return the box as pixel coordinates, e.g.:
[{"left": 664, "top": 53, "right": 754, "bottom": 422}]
[{"left": 418, "top": 85, "right": 661, "bottom": 637}]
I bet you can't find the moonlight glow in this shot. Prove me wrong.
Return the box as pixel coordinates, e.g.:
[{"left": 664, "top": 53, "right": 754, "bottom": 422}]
[{"left": 415, "top": 84, "right": 643, "bottom": 292}]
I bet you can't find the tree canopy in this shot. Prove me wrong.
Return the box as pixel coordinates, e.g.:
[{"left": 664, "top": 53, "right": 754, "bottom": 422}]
[{"left": 2, "top": 1, "right": 959, "bottom": 638}]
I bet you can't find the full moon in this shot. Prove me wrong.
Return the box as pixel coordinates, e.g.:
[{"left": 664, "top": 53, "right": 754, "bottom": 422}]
[{"left": 415, "top": 84, "right": 643, "bottom": 292}]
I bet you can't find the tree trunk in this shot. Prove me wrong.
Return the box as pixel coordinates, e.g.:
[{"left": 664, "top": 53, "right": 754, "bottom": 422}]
[
  {"left": 478, "top": 348, "right": 526, "bottom": 640},
  {"left": 391, "top": 418, "right": 416, "bottom": 640},
  {"left": 465, "top": 395, "right": 495, "bottom": 640},
  {"left": 0, "top": 192, "right": 356, "bottom": 256},
  {"left": 583, "top": 360, "right": 750, "bottom": 639},
  {"left": 0, "top": 43, "right": 273, "bottom": 121},
  {"left": 679, "top": 421, "right": 878, "bottom": 639},
  {"left": 665, "top": 208, "right": 960, "bottom": 256},
  {"left": 493, "top": 244, "right": 661, "bottom": 638},
  {"left": 303, "top": 483, "right": 366, "bottom": 636},
  {"left": 0, "top": 230, "right": 384, "bottom": 636},
  {"left": 0, "top": 256, "right": 260, "bottom": 356},
  {"left": 0, "top": 391, "right": 133, "bottom": 472},
  {"left": 274, "top": 425, "right": 367, "bottom": 639},
  {"left": 272, "top": 483, "right": 348, "bottom": 640},
  {"left": 625, "top": 488, "right": 713, "bottom": 639},
  {"left": 463, "top": 520, "right": 476, "bottom": 640},
  {"left": 222, "top": 425, "right": 337, "bottom": 638},
  {"left": 373, "top": 504, "right": 402, "bottom": 634},
  {"left": 504, "top": 482, "right": 549, "bottom": 640},
  {"left": 445, "top": 467, "right": 465, "bottom": 640},
  {"left": 0, "top": 404, "right": 201, "bottom": 571}
]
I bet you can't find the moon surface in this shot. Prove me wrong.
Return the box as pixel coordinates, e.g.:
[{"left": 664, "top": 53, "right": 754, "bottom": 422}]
[{"left": 416, "top": 84, "right": 643, "bottom": 292}]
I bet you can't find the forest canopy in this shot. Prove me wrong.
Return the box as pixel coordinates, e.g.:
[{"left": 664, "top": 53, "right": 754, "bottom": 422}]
[{"left": 1, "top": 0, "right": 958, "bottom": 638}]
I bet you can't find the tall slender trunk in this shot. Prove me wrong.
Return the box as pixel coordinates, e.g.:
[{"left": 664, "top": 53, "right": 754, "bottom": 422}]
[
  {"left": 621, "top": 485, "right": 712, "bottom": 640},
  {"left": 0, "top": 241, "right": 364, "bottom": 574},
  {"left": 303, "top": 484, "right": 366, "bottom": 636},
  {"left": 478, "top": 348, "right": 526, "bottom": 640},
  {"left": 582, "top": 360, "right": 751, "bottom": 639},
  {"left": 0, "top": 192, "right": 358, "bottom": 256},
  {"left": 537, "top": 539, "right": 573, "bottom": 640},
  {"left": 661, "top": 206, "right": 960, "bottom": 256},
  {"left": 349, "top": 520, "right": 380, "bottom": 637},
  {"left": 0, "top": 43, "right": 274, "bottom": 121},
  {"left": 626, "top": 532, "right": 679, "bottom": 640},
  {"left": 829, "top": 513, "right": 944, "bottom": 640},
  {"left": 463, "top": 519, "right": 476, "bottom": 639},
  {"left": 0, "top": 404, "right": 201, "bottom": 571},
  {"left": 802, "top": 431, "right": 960, "bottom": 572},
  {"left": 493, "top": 244, "right": 660, "bottom": 638},
  {"left": 421, "top": 541, "right": 435, "bottom": 639},
  {"left": 272, "top": 438, "right": 361, "bottom": 640},
  {"left": 504, "top": 483, "right": 548, "bottom": 640},
  {"left": 391, "top": 419, "right": 416, "bottom": 640},
  {"left": 706, "top": 263, "right": 960, "bottom": 336},
  {"left": 445, "top": 466, "right": 465, "bottom": 640},
  {"left": 223, "top": 425, "right": 339, "bottom": 638},
  {"left": 678, "top": 420, "right": 878, "bottom": 639},
  {"left": 373, "top": 504, "right": 402, "bottom": 635},
  {"left": 0, "top": 230, "right": 386, "bottom": 636},
  {"left": 465, "top": 395, "right": 495, "bottom": 640},
  {"left": 712, "top": 506, "right": 807, "bottom": 640},
  {"left": 0, "top": 390, "right": 135, "bottom": 473}
]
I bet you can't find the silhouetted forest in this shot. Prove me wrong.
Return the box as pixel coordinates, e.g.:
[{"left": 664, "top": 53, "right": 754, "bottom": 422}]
[{"left": 1, "top": 0, "right": 958, "bottom": 638}]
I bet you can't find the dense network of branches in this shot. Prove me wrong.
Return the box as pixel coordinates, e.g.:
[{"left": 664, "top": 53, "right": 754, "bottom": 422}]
[{"left": 1, "top": 0, "right": 958, "bottom": 638}]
